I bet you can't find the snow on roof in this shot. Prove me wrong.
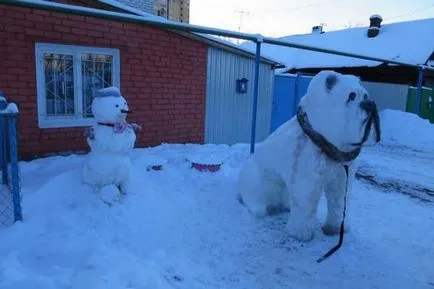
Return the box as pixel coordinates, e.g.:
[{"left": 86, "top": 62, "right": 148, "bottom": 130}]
[
  {"left": 96, "top": 0, "right": 282, "bottom": 66},
  {"left": 193, "top": 33, "right": 284, "bottom": 65},
  {"left": 240, "top": 18, "right": 434, "bottom": 72}
]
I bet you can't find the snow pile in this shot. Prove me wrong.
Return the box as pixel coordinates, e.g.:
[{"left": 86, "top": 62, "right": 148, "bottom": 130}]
[
  {"left": 0, "top": 102, "right": 19, "bottom": 114},
  {"left": 380, "top": 109, "right": 434, "bottom": 151},
  {"left": 186, "top": 144, "right": 231, "bottom": 165},
  {"left": 0, "top": 158, "right": 216, "bottom": 289}
]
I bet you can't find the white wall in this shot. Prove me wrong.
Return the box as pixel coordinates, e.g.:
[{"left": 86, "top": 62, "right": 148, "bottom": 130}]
[
  {"left": 204, "top": 47, "right": 275, "bottom": 145},
  {"left": 361, "top": 81, "right": 409, "bottom": 111}
]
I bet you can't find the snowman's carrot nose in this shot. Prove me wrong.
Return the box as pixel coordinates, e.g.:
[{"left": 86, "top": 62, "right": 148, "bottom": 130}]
[{"left": 121, "top": 109, "right": 132, "bottom": 114}]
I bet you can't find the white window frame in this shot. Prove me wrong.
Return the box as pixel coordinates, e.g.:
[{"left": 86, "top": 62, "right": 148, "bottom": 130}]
[{"left": 35, "top": 43, "right": 120, "bottom": 128}]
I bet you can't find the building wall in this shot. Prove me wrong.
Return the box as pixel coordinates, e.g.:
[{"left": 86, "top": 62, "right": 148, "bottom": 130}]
[
  {"left": 361, "top": 81, "right": 409, "bottom": 111},
  {"left": 116, "top": 0, "right": 154, "bottom": 14},
  {"left": 169, "top": 0, "right": 190, "bottom": 23},
  {"left": 154, "top": 0, "right": 189, "bottom": 23},
  {"left": 0, "top": 4, "right": 207, "bottom": 160},
  {"left": 204, "top": 47, "right": 275, "bottom": 145}
]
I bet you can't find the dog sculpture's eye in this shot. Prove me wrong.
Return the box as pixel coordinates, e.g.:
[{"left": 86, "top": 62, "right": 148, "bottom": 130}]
[
  {"left": 115, "top": 104, "right": 119, "bottom": 108},
  {"left": 363, "top": 94, "right": 368, "bottom": 100},
  {"left": 348, "top": 92, "right": 356, "bottom": 102}
]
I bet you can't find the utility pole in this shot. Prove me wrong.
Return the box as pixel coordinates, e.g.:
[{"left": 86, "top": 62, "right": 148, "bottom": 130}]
[
  {"left": 234, "top": 9, "right": 249, "bottom": 44},
  {"left": 166, "top": 0, "right": 170, "bottom": 20}
]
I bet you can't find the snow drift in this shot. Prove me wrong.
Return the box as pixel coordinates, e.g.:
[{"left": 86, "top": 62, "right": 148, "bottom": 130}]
[{"left": 380, "top": 109, "right": 434, "bottom": 151}]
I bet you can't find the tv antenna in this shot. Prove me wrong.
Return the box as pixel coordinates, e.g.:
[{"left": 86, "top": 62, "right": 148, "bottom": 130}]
[{"left": 235, "top": 9, "right": 250, "bottom": 44}]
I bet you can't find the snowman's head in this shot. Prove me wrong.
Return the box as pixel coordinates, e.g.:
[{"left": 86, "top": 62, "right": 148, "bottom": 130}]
[{"left": 92, "top": 86, "right": 131, "bottom": 124}]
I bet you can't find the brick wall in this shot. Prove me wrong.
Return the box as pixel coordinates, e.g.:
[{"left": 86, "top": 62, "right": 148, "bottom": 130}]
[{"left": 0, "top": 4, "right": 207, "bottom": 160}]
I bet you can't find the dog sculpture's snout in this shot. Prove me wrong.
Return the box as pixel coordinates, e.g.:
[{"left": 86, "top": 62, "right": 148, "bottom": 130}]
[
  {"left": 361, "top": 100, "right": 381, "bottom": 143},
  {"left": 360, "top": 100, "right": 375, "bottom": 113},
  {"left": 352, "top": 99, "right": 381, "bottom": 146}
]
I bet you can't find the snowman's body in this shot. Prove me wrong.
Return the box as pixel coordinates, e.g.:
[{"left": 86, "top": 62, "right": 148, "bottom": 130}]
[{"left": 82, "top": 87, "right": 139, "bottom": 201}]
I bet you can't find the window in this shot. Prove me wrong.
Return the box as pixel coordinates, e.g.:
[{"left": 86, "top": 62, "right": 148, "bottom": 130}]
[{"left": 35, "top": 43, "right": 120, "bottom": 128}]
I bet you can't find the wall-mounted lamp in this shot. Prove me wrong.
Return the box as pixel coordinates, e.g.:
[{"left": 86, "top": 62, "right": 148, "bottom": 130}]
[{"left": 236, "top": 78, "right": 248, "bottom": 94}]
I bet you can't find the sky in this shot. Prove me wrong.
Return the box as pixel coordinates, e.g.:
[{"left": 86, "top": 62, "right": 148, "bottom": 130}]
[{"left": 190, "top": 0, "right": 434, "bottom": 39}]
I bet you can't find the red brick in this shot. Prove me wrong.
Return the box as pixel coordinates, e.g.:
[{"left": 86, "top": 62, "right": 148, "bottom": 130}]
[
  {"left": 7, "top": 67, "right": 28, "bottom": 75},
  {"left": 70, "top": 27, "right": 82, "bottom": 35},
  {"left": 26, "top": 13, "right": 44, "bottom": 22},
  {"left": 5, "top": 25, "right": 25, "bottom": 34},
  {"left": 94, "top": 38, "right": 111, "bottom": 45},
  {"left": 33, "top": 9, "right": 51, "bottom": 16},
  {"left": 67, "top": 14, "right": 85, "bottom": 21},
  {"left": 25, "top": 28, "right": 43, "bottom": 36},
  {"left": 0, "top": 74, "right": 18, "bottom": 81},
  {"left": 87, "top": 30, "right": 103, "bottom": 38},
  {"left": 44, "top": 31, "right": 63, "bottom": 39},
  {"left": 62, "top": 33, "right": 79, "bottom": 41},
  {"left": 79, "top": 35, "right": 96, "bottom": 43},
  {"left": 94, "top": 25, "right": 110, "bottom": 32},
  {"left": 61, "top": 19, "right": 78, "bottom": 27},
  {"left": 53, "top": 25, "right": 71, "bottom": 33},
  {"left": 7, "top": 10, "right": 25, "bottom": 19},
  {"left": 109, "top": 27, "right": 124, "bottom": 35}
]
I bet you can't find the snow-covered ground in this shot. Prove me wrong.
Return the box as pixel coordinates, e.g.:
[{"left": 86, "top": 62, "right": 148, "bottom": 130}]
[{"left": 0, "top": 110, "right": 434, "bottom": 289}]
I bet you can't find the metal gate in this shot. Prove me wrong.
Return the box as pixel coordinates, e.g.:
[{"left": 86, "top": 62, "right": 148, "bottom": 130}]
[
  {"left": 0, "top": 93, "right": 22, "bottom": 227},
  {"left": 271, "top": 74, "right": 312, "bottom": 132}
]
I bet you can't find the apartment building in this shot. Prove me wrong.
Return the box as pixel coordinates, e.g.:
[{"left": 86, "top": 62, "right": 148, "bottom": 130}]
[
  {"left": 114, "top": 0, "right": 189, "bottom": 23},
  {"left": 153, "top": 0, "right": 190, "bottom": 23},
  {"left": 116, "top": 0, "right": 154, "bottom": 14}
]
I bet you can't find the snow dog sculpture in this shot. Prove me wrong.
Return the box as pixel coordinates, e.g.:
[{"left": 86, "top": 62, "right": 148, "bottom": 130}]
[{"left": 237, "top": 70, "right": 381, "bottom": 241}]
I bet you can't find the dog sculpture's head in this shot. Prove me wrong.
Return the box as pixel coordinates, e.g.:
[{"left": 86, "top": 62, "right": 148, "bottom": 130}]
[{"left": 298, "top": 70, "right": 381, "bottom": 152}]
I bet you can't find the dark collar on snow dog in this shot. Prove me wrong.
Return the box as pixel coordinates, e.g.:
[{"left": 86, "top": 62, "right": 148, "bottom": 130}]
[{"left": 296, "top": 106, "right": 361, "bottom": 163}]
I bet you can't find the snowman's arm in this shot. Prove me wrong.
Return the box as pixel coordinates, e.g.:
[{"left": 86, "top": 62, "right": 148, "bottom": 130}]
[{"left": 130, "top": 123, "right": 142, "bottom": 132}]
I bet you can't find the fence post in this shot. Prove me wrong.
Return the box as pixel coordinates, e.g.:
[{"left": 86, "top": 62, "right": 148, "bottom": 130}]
[
  {"left": 0, "top": 94, "right": 22, "bottom": 225},
  {"left": 250, "top": 36, "right": 263, "bottom": 154},
  {"left": 8, "top": 116, "right": 22, "bottom": 222},
  {"left": 415, "top": 67, "right": 424, "bottom": 116},
  {"left": 0, "top": 93, "right": 8, "bottom": 185}
]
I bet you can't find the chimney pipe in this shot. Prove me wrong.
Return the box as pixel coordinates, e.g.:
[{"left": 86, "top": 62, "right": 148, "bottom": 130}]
[
  {"left": 368, "top": 14, "right": 382, "bottom": 38},
  {"left": 312, "top": 25, "right": 323, "bottom": 34}
]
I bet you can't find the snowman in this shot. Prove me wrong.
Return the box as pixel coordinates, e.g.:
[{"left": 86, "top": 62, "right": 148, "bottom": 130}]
[{"left": 82, "top": 86, "right": 141, "bottom": 205}]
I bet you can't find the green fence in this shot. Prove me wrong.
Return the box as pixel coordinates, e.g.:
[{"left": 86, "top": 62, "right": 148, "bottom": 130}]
[{"left": 406, "top": 86, "right": 434, "bottom": 123}]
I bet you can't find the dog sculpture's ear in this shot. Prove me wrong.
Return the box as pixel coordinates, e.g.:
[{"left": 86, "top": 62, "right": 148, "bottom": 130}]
[{"left": 325, "top": 73, "right": 338, "bottom": 93}]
